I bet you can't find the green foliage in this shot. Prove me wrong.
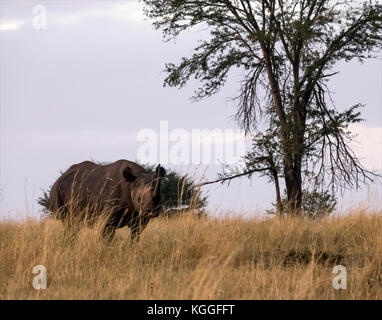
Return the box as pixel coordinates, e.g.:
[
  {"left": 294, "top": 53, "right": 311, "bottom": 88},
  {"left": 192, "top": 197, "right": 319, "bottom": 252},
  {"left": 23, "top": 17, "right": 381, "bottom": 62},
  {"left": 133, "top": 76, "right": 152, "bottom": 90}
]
[
  {"left": 301, "top": 189, "right": 337, "bottom": 219},
  {"left": 37, "top": 189, "right": 50, "bottom": 213},
  {"left": 140, "top": 164, "right": 208, "bottom": 216},
  {"left": 268, "top": 188, "right": 337, "bottom": 219},
  {"left": 143, "top": 0, "right": 382, "bottom": 105}
]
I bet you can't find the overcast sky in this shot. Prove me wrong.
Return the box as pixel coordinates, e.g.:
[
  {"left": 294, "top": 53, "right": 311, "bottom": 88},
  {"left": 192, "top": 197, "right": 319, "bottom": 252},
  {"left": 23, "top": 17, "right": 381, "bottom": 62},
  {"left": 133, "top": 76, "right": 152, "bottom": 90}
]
[{"left": 0, "top": 0, "right": 381, "bottom": 219}]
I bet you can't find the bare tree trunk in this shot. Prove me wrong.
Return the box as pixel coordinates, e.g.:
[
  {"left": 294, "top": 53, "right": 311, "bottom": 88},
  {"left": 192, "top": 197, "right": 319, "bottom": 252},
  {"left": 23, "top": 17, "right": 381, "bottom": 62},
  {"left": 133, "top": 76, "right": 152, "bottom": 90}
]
[
  {"left": 285, "top": 169, "right": 302, "bottom": 214},
  {"left": 268, "top": 154, "right": 283, "bottom": 216},
  {"left": 272, "top": 169, "right": 284, "bottom": 216},
  {"left": 284, "top": 149, "right": 303, "bottom": 215}
]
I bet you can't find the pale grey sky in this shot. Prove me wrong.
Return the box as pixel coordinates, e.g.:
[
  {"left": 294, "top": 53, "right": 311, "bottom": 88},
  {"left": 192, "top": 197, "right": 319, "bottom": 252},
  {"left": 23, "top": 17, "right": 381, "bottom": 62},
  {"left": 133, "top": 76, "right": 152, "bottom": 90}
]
[{"left": 0, "top": 0, "right": 381, "bottom": 219}]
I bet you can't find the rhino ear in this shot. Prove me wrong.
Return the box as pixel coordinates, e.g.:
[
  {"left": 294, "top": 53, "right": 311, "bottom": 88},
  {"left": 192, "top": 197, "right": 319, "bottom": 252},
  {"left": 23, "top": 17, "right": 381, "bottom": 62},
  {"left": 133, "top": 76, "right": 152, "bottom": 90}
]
[
  {"left": 123, "top": 166, "right": 136, "bottom": 182},
  {"left": 156, "top": 164, "right": 166, "bottom": 179}
]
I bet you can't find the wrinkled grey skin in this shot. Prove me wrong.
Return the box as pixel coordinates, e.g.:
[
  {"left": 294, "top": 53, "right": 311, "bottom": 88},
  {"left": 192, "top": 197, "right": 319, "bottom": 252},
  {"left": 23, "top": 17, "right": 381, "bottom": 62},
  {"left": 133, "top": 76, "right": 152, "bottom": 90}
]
[{"left": 49, "top": 159, "right": 166, "bottom": 241}]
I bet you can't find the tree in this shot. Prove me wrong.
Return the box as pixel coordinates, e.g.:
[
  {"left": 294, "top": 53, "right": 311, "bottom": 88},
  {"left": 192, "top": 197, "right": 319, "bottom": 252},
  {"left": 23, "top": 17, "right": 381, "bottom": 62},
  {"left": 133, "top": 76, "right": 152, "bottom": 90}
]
[
  {"left": 37, "top": 164, "right": 207, "bottom": 217},
  {"left": 143, "top": 0, "right": 382, "bottom": 214}
]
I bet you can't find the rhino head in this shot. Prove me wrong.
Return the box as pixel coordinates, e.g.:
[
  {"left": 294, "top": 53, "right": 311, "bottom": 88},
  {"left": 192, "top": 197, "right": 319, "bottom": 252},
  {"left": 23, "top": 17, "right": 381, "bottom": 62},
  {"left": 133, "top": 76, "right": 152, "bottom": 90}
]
[{"left": 122, "top": 164, "right": 166, "bottom": 218}]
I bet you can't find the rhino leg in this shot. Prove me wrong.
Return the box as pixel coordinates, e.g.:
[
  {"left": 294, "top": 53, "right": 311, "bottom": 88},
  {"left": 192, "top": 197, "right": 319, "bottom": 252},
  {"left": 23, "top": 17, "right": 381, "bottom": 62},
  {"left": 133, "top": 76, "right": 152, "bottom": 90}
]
[{"left": 130, "top": 218, "right": 149, "bottom": 242}]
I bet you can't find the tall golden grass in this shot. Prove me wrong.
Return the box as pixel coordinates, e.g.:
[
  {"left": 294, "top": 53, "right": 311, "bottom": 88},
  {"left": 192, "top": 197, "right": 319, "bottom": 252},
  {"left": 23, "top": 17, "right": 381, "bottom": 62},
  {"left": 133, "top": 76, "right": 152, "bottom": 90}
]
[{"left": 0, "top": 209, "right": 381, "bottom": 299}]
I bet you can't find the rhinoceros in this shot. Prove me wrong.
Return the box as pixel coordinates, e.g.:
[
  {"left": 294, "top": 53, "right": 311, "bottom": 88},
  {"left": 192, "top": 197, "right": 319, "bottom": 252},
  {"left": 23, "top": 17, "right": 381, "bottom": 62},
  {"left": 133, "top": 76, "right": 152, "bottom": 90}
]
[{"left": 48, "top": 159, "right": 166, "bottom": 241}]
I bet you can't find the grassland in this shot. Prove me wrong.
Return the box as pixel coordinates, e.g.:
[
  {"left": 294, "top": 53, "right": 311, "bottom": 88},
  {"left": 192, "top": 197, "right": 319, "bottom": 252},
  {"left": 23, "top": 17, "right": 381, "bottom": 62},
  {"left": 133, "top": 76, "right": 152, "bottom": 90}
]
[{"left": 1, "top": 210, "right": 382, "bottom": 299}]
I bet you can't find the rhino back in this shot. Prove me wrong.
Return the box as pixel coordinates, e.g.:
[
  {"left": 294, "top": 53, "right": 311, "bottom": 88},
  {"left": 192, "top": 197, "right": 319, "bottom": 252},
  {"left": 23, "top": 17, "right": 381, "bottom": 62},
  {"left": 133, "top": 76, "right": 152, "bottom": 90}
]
[
  {"left": 61, "top": 161, "right": 142, "bottom": 204},
  {"left": 49, "top": 161, "right": 98, "bottom": 209}
]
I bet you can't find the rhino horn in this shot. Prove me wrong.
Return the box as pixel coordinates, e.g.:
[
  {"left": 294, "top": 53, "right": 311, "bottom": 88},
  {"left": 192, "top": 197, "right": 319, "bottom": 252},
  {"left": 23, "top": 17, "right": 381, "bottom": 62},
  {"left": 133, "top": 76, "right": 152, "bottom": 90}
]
[{"left": 154, "top": 164, "right": 166, "bottom": 196}]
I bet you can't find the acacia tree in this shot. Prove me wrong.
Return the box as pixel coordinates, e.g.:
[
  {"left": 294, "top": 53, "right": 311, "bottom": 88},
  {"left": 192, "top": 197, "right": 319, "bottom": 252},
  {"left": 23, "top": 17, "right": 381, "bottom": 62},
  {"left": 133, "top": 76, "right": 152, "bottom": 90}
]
[{"left": 143, "top": 0, "right": 382, "bottom": 213}]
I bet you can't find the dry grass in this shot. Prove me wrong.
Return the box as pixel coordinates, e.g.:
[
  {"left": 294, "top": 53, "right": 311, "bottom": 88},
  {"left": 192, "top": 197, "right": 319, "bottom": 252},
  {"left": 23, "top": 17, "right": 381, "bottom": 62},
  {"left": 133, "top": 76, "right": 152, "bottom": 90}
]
[{"left": 1, "top": 210, "right": 382, "bottom": 299}]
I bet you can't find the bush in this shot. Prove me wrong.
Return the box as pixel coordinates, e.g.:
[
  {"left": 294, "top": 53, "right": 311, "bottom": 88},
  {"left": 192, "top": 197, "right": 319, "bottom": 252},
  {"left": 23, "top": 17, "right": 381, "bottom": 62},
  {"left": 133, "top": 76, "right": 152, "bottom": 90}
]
[
  {"left": 268, "top": 188, "right": 337, "bottom": 218},
  {"left": 141, "top": 164, "right": 207, "bottom": 217}
]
